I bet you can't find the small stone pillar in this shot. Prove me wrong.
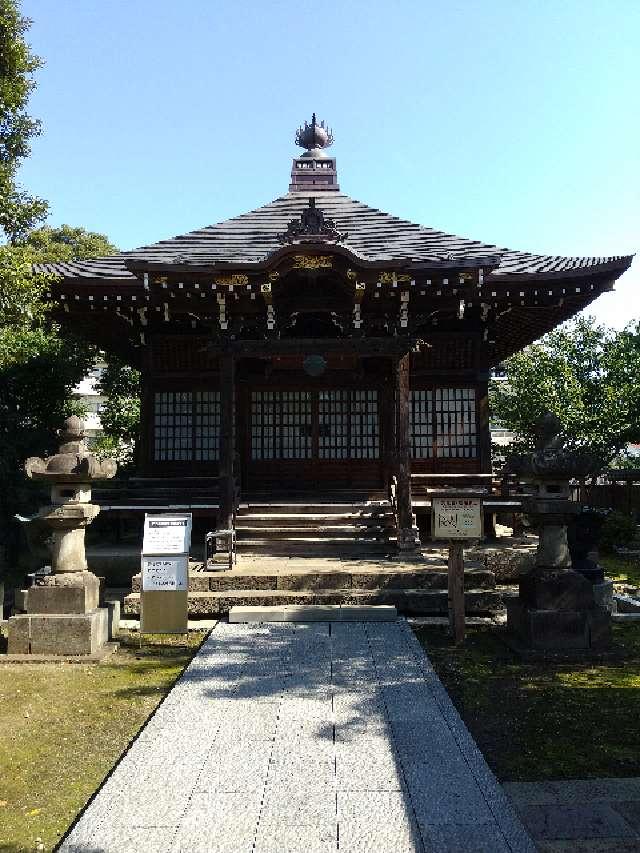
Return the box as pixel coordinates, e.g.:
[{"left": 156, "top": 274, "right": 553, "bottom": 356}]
[
  {"left": 7, "top": 417, "right": 117, "bottom": 656},
  {"left": 506, "top": 414, "right": 611, "bottom": 653}
]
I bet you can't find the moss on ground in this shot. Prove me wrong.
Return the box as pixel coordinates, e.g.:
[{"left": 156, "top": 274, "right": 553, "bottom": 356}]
[
  {"left": 415, "top": 622, "right": 640, "bottom": 783},
  {"left": 0, "top": 631, "right": 205, "bottom": 853}
]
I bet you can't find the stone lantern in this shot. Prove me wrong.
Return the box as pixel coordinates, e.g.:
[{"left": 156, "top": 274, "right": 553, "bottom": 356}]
[
  {"left": 506, "top": 414, "right": 611, "bottom": 653},
  {"left": 7, "top": 417, "right": 117, "bottom": 656}
]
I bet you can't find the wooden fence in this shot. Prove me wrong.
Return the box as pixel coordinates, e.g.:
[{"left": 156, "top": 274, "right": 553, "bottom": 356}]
[{"left": 573, "top": 471, "right": 640, "bottom": 518}]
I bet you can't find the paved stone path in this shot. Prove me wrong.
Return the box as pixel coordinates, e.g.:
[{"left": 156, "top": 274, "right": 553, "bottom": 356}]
[
  {"left": 60, "top": 620, "right": 535, "bottom": 852},
  {"left": 505, "top": 779, "right": 640, "bottom": 851}
]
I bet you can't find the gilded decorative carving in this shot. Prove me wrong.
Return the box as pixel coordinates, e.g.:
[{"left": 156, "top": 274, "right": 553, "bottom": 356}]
[
  {"left": 292, "top": 255, "right": 333, "bottom": 270},
  {"left": 154, "top": 275, "right": 168, "bottom": 285},
  {"left": 379, "top": 272, "right": 411, "bottom": 284},
  {"left": 268, "top": 271, "right": 280, "bottom": 282},
  {"left": 214, "top": 274, "right": 249, "bottom": 286},
  {"left": 346, "top": 269, "right": 357, "bottom": 281}
]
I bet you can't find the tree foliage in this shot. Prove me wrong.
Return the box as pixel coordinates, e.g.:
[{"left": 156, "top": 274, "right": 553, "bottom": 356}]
[
  {"left": 0, "top": 225, "right": 118, "bottom": 445},
  {"left": 0, "top": 228, "right": 117, "bottom": 577},
  {"left": 24, "top": 224, "right": 116, "bottom": 261},
  {"left": 490, "top": 317, "right": 640, "bottom": 463},
  {"left": 0, "top": 0, "right": 48, "bottom": 242},
  {"left": 93, "top": 357, "right": 141, "bottom": 465},
  {"left": 0, "top": 4, "right": 122, "bottom": 579}
]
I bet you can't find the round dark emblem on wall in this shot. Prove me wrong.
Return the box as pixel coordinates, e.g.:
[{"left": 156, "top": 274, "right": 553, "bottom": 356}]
[{"left": 303, "top": 354, "right": 327, "bottom": 377}]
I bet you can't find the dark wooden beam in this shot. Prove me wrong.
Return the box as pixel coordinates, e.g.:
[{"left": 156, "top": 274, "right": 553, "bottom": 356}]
[
  {"left": 216, "top": 337, "right": 414, "bottom": 357},
  {"left": 394, "top": 353, "right": 420, "bottom": 552},
  {"left": 477, "top": 381, "right": 492, "bottom": 474},
  {"left": 137, "top": 350, "right": 153, "bottom": 473},
  {"left": 218, "top": 354, "right": 236, "bottom": 530}
]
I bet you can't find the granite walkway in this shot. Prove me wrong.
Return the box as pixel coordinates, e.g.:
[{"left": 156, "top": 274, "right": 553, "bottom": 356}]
[
  {"left": 505, "top": 779, "right": 640, "bottom": 851},
  {"left": 60, "top": 619, "right": 535, "bottom": 852}
]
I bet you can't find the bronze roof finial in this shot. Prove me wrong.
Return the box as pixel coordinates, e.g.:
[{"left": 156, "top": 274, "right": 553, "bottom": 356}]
[{"left": 295, "top": 114, "right": 334, "bottom": 154}]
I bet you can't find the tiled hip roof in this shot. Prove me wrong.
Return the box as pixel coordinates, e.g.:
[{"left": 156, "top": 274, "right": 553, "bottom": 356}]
[{"left": 34, "top": 191, "right": 632, "bottom": 283}]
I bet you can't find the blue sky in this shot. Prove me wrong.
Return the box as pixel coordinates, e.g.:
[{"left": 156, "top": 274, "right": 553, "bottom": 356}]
[{"left": 21, "top": 0, "right": 639, "bottom": 328}]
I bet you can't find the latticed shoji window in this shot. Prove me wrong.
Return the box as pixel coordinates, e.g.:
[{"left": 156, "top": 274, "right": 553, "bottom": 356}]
[
  {"left": 194, "top": 391, "right": 221, "bottom": 461},
  {"left": 250, "top": 391, "right": 312, "bottom": 460},
  {"left": 410, "top": 388, "right": 477, "bottom": 459},
  {"left": 319, "top": 390, "right": 379, "bottom": 460},
  {"left": 153, "top": 391, "right": 220, "bottom": 462},
  {"left": 410, "top": 390, "right": 434, "bottom": 458}
]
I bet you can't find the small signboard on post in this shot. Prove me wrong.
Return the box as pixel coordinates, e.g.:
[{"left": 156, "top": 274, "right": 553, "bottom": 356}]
[
  {"left": 141, "top": 556, "right": 189, "bottom": 591},
  {"left": 432, "top": 497, "right": 483, "bottom": 646},
  {"left": 432, "top": 497, "right": 483, "bottom": 540},
  {"left": 140, "top": 513, "right": 191, "bottom": 634},
  {"left": 142, "top": 515, "right": 191, "bottom": 555}
]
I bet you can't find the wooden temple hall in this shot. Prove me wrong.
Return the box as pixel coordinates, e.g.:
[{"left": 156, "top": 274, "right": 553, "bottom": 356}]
[{"left": 43, "top": 116, "right": 632, "bottom": 566}]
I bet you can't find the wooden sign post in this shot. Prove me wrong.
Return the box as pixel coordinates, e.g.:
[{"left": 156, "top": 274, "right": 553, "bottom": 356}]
[
  {"left": 140, "top": 513, "right": 192, "bottom": 634},
  {"left": 432, "top": 497, "right": 483, "bottom": 646}
]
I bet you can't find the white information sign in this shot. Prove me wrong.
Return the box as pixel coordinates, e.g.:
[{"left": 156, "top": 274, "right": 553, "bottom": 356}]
[
  {"left": 142, "top": 513, "right": 192, "bottom": 555},
  {"left": 432, "top": 497, "right": 483, "bottom": 540},
  {"left": 142, "top": 555, "right": 189, "bottom": 591}
]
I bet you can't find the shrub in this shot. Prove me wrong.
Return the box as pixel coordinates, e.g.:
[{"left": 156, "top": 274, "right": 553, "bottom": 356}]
[{"left": 600, "top": 511, "right": 638, "bottom": 553}]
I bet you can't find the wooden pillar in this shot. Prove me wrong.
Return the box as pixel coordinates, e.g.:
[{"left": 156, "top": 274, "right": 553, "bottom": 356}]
[
  {"left": 447, "top": 541, "right": 465, "bottom": 645},
  {"left": 477, "top": 381, "right": 492, "bottom": 474},
  {"left": 382, "top": 364, "right": 396, "bottom": 489},
  {"left": 137, "top": 346, "right": 154, "bottom": 473},
  {"left": 219, "top": 354, "right": 236, "bottom": 530},
  {"left": 395, "top": 353, "right": 420, "bottom": 553},
  {"left": 477, "top": 379, "right": 496, "bottom": 538}
]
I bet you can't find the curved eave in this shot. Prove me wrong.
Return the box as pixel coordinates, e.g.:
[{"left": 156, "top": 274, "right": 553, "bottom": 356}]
[
  {"left": 492, "top": 254, "right": 633, "bottom": 282},
  {"left": 123, "top": 243, "right": 503, "bottom": 275},
  {"left": 38, "top": 252, "right": 633, "bottom": 291},
  {"left": 488, "top": 267, "right": 629, "bottom": 364}
]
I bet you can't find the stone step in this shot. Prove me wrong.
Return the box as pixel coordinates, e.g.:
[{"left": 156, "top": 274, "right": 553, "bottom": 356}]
[
  {"left": 236, "top": 541, "right": 394, "bottom": 557},
  {"left": 239, "top": 502, "right": 392, "bottom": 514},
  {"left": 124, "top": 587, "right": 503, "bottom": 617},
  {"left": 229, "top": 605, "right": 398, "bottom": 623},
  {"left": 236, "top": 513, "right": 395, "bottom": 526},
  {"left": 235, "top": 526, "right": 392, "bottom": 539},
  {"left": 242, "top": 492, "right": 388, "bottom": 503},
  {"left": 130, "top": 566, "right": 495, "bottom": 593}
]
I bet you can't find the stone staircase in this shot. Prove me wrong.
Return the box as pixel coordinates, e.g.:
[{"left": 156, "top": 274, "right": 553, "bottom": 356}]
[
  {"left": 234, "top": 496, "right": 396, "bottom": 558},
  {"left": 124, "top": 558, "right": 503, "bottom": 617},
  {"left": 122, "top": 493, "right": 509, "bottom": 617}
]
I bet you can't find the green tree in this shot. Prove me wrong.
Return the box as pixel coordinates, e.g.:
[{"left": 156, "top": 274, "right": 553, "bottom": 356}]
[
  {"left": 93, "top": 356, "right": 141, "bottom": 465},
  {"left": 490, "top": 316, "right": 640, "bottom": 463},
  {"left": 0, "top": 0, "right": 48, "bottom": 242},
  {"left": 0, "top": 228, "right": 117, "bottom": 579},
  {"left": 24, "top": 224, "right": 116, "bottom": 260},
  {"left": 0, "top": 3, "right": 122, "bottom": 583},
  {"left": 0, "top": 226, "right": 118, "bottom": 431}
]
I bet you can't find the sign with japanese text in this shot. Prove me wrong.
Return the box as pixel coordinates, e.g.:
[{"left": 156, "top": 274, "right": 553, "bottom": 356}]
[
  {"left": 141, "top": 556, "right": 189, "bottom": 591},
  {"left": 142, "top": 514, "right": 192, "bottom": 555},
  {"left": 140, "top": 512, "right": 191, "bottom": 634},
  {"left": 432, "top": 497, "right": 483, "bottom": 540}
]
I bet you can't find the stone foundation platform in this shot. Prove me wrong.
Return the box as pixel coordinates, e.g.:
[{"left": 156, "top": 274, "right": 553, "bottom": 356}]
[
  {"left": 8, "top": 608, "right": 109, "bottom": 656},
  {"left": 122, "top": 542, "right": 538, "bottom": 617},
  {"left": 21, "top": 570, "right": 101, "bottom": 614},
  {"left": 506, "top": 600, "right": 612, "bottom": 655}
]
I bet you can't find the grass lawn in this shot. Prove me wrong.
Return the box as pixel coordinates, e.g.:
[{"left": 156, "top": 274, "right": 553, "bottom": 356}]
[
  {"left": 0, "top": 631, "right": 206, "bottom": 853},
  {"left": 415, "top": 621, "right": 640, "bottom": 783},
  {"left": 602, "top": 552, "right": 640, "bottom": 588}
]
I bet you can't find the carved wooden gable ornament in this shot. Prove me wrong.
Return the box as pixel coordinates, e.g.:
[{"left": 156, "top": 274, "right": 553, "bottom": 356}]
[{"left": 278, "top": 197, "right": 348, "bottom": 245}]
